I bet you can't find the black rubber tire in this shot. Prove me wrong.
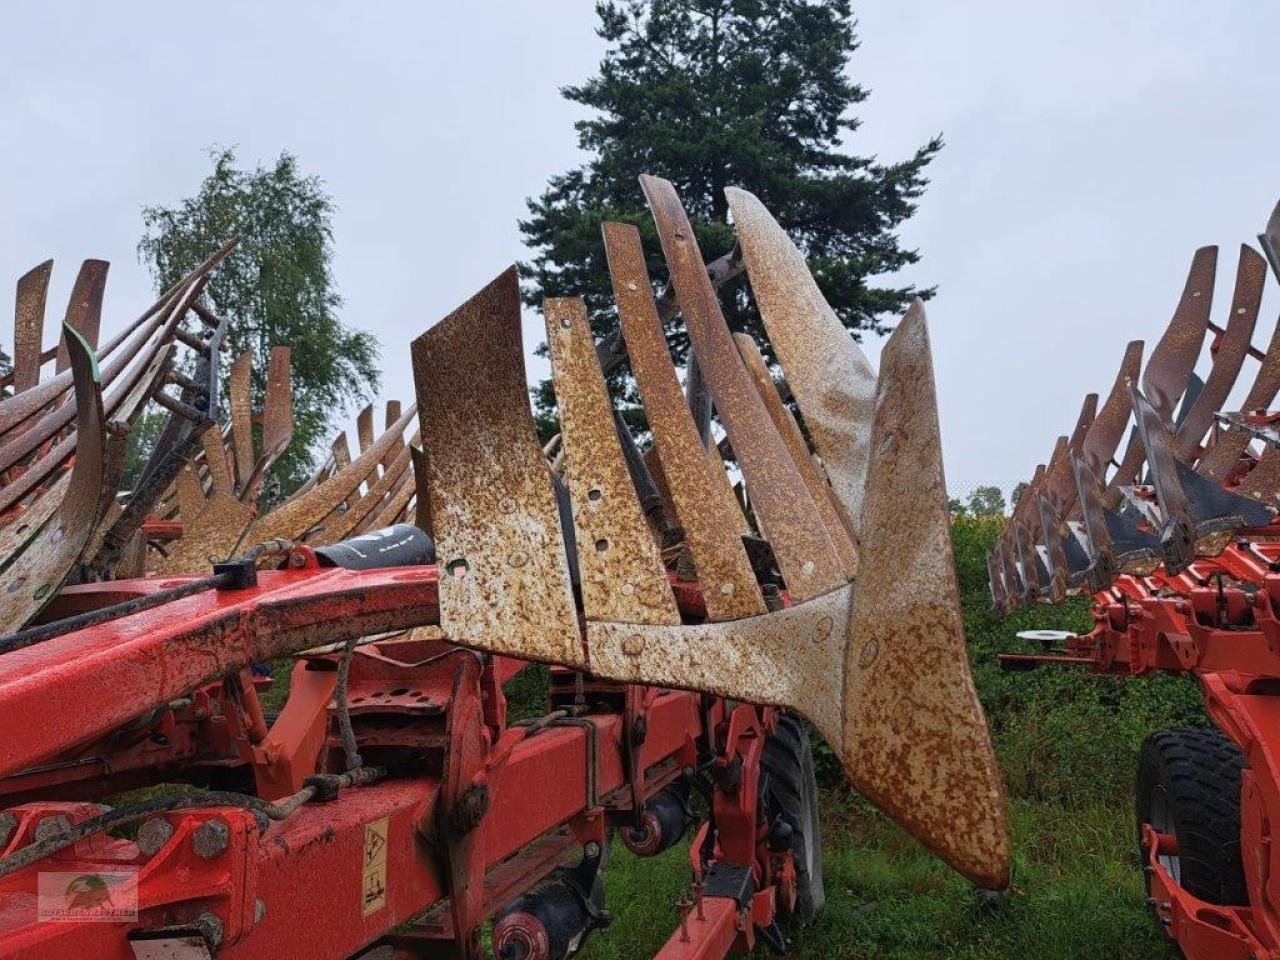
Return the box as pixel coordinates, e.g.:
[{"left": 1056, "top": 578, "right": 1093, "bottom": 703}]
[
  {"left": 1135, "top": 728, "right": 1247, "bottom": 906},
  {"left": 761, "top": 712, "right": 826, "bottom": 919}
]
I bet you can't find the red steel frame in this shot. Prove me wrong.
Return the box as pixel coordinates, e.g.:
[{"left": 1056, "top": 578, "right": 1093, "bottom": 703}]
[
  {"left": 0, "top": 549, "right": 799, "bottom": 959},
  {"left": 1002, "top": 531, "right": 1280, "bottom": 960}
]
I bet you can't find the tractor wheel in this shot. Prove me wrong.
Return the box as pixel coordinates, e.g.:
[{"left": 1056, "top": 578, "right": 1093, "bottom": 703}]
[
  {"left": 761, "top": 712, "right": 825, "bottom": 919},
  {"left": 1135, "top": 728, "right": 1247, "bottom": 906}
]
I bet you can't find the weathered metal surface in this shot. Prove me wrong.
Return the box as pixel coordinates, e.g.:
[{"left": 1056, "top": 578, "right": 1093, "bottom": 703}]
[
  {"left": 588, "top": 582, "right": 854, "bottom": 759},
  {"left": 229, "top": 349, "right": 255, "bottom": 489},
  {"left": 1036, "top": 448, "right": 1070, "bottom": 602},
  {"left": 0, "top": 327, "right": 105, "bottom": 633},
  {"left": 1081, "top": 340, "right": 1144, "bottom": 478},
  {"left": 200, "top": 424, "right": 233, "bottom": 494},
  {"left": 733, "top": 331, "right": 859, "bottom": 577},
  {"left": 726, "top": 187, "right": 878, "bottom": 535},
  {"left": 601, "top": 221, "right": 765, "bottom": 621},
  {"left": 0, "top": 474, "right": 70, "bottom": 575},
  {"left": 1262, "top": 199, "right": 1280, "bottom": 281},
  {"left": 315, "top": 441, "right": 413, "bottom": 545},
  {"left": 543, "top": 296, "right": 680, "bottom": 625},
  {"left": 369, "top": 468, "right": 418, "bottom": 531},
  {"left": 157, "top": 493, "right": 256, "bottom": 573},
  {"left": 1143, "top": 246, "right": 1217, "bottom": 423},
  {"left": 641, "top": 175, "right": 843, "bottom": 603},
  {"left": 1199, "top": 309, "right": 1280, "bottom": 482},
  {"left": 841, "top": 300, "right": 1009, "bottom": 890},
  {"left": 52, "top": 260, "right": 108, "bottom": 376},
  {"left": 12, "top": 261, "right": 51, "bottom": 393},
  {"left": 412, "top": 267, "right": 583, "bottom": 667},
  {"left": 987, "top": 546, "right": 1008, "bottom": 612},
  {"left": 175, "top": 464, "right": 207, "bottom": 525},
  {"left": 594, "top": 298, "right": 1010, "bottom": 890},
  {"left": 1100, "top": 250, "right": 1217, "bottom": 505},
  {"left": 244, "top": 404, "right": 416, "bottom": 546},
  {"left": 0, "top": 275, "right": 200, "bottom": 514},
  {"left": 1173, "top": 245, "right": 1265, "bottom": 459},
  {"left": 381, "top": 400, "right": 404, "bottom": 472},
  {"left": 332, "top": 432, "right": 352, "bottom": 471},
  {"left": 240, "top": 346, "right": 294, "bottom": 504},
  {"left": 356, "top": 404, "right": 375, "bottom": 457},
  {"left": 0, "top": 267, "right": 109, "bottom": 472}
]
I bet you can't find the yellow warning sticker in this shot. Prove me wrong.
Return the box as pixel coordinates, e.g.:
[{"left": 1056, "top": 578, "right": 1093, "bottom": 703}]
[{"left": 362, "top": 817, "right": 389, "bottom": 916}]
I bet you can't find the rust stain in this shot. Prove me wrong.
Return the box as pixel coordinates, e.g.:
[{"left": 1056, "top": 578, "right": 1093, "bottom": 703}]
[
  {"left": 589, "top": 584, "right": 854, "bottom": 750},
  {"left": 642, "top": 175, "right": 843, "bottom": 603},
  {"left": 543, "top": 296, "right": 679, "bottom": 625},
  {"left": 243, "top": 404, "right": 416, "bottom": 546},
  {"left": 726, "top": 187, "right": 877, "bottom": 534},
  {"left": 1082, "top": 340, "right": 1143, "bottom": 478},
  {"left": 1173, "top": 244, "right": 1264, "bottom": 459},
  {"left": 601, "top": 221, "right": 764, "bottom": 621},
  {"left": 201, "top": 424, "right": 233, "bottom": 495},
  {"left": 12, "top": 261, "right": 51, "bottom": 393},
  {"left": 157, "top": 493, "right": 255, "bottom": 573},
  {"left": 1, "top": 326, "right": 107, "bottom": 632},
  {"left": 412, "top": 267, "right": 583, "bottom": 667},
  {"left": 843, "top": 300, "right": 1010, "bottom": 890},
  {"left": 54, "top": 260, "right": 108, "bottom": 373},
  {"left": 1142, "top": 246, "right": 1217, "bottom": 422},
  {"left": 734, "top": 331, "right": 859, "bottom": 577},
  {"left": 1200, "top": 305, "right": 1280, "bottom": 482},
  {"left": 229, "top": 349, "right": 255, "bottom": 489}
]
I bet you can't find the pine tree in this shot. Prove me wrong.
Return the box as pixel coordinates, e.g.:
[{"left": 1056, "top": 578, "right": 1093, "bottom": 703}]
[{"left": 521, "top": 0, "right": 941, "bottom": 426}]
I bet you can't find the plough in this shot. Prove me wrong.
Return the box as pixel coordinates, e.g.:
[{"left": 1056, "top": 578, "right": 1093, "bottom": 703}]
[
  {"left": 0, "top": 177, "right": 1008, "bottom": 959},
  {"left": 993, "top": 200, "right": 1280, "bottom": 959}
]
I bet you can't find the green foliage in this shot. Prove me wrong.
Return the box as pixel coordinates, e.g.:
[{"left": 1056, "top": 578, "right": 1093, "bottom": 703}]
[
  {"left": 951, "top": 515, "right": 1206, "bottom": 805},
  {"left": 1010, "top": 481, "right": 1029, "bottom": 508},
  {"left": 118, "top": 409, "right": 169, "bottom": 490},
  {"left": 138, "top": 148, "right": 379, "bottom": 495},
  {"left": 521, "top": 0, "right": 942, "bottom": 423},
  {"left": 578, "top": 796, "right": 1166, "bottom": 959},
  {"left": 966, "top": 485, "right": 1006, "bottom": 517}
]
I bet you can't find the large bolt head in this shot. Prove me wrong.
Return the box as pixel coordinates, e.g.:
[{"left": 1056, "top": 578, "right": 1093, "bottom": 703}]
[
  {"left": 136, "top": 817, "right": 175, "bottom": 856},
  {"left": 193, "top": 818, "right": 230, "bottom": 859}
]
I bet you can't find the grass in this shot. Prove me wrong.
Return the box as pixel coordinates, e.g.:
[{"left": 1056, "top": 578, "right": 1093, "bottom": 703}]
[
  {"left": 578, "top": 796, "right": 1167, "bottom": 959},
  {"left": 570, "top": 515, "right": 1193, "bottom": 957},
  {"left": 246, "top": 516, "right": 1191, "bottom": 956}
]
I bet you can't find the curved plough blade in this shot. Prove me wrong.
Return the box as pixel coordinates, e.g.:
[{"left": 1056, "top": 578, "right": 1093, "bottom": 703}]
[{"left": 411, "top": 180, "right": 1011, "bottom": 889}]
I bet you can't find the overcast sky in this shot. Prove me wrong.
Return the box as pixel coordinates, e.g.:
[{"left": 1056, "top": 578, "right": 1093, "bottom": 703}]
[{"left": 3, "top": 1, "right": 1277, "bottom": 499}]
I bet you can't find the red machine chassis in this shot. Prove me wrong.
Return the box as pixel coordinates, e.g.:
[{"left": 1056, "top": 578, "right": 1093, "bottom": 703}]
[
  {"left": 1002, "top": 532, "right": 1280, "bottom": 959},
  {"left": 0, "top": 549, "right": 803, "bottom": 959}
]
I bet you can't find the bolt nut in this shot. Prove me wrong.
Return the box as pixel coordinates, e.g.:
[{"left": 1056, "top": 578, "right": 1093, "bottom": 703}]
[
  {"left": 196, "top": 912, "right": 224, "bottom": 947},
  {"left": 584, "top": 840, "right": 602, "bottom": 859},
  {"left": 136, "top": 817, "right": 175, "bottom": 856},
  {"left": 193, "top": 818, "right": 230, "bottom": 859},
  {"left": 622, "top": 634, "right": 645, "bottom": 656},
  {"left": 33, "top": 815, "right": 71, "bottom": 842}
]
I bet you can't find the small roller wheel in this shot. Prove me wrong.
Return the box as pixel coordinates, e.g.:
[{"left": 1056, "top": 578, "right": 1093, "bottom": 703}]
[{"left": 1135, "top": 728, "right": 1247, "bottom": 907}]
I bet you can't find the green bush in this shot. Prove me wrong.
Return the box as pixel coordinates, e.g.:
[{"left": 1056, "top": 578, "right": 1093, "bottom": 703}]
[{"left": 952, "top": 515, "right": 1206, "bottom": 806}]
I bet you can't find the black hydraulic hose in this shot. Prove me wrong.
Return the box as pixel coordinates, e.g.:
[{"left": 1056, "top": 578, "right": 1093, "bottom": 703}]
[
  {"left": 0, "top": 767, "right": 384, "bottom": 879},
  {"left": 0, "top": 572, "right": 229, "bottom": 656}
]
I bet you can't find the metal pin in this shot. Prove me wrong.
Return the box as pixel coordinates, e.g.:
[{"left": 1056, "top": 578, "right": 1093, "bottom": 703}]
[
  {"left": 693, "top": 879, "right": 705, "bottom": 920},
  {"left": 678, "top": 895, "right": 692, "bottom": 942}
]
